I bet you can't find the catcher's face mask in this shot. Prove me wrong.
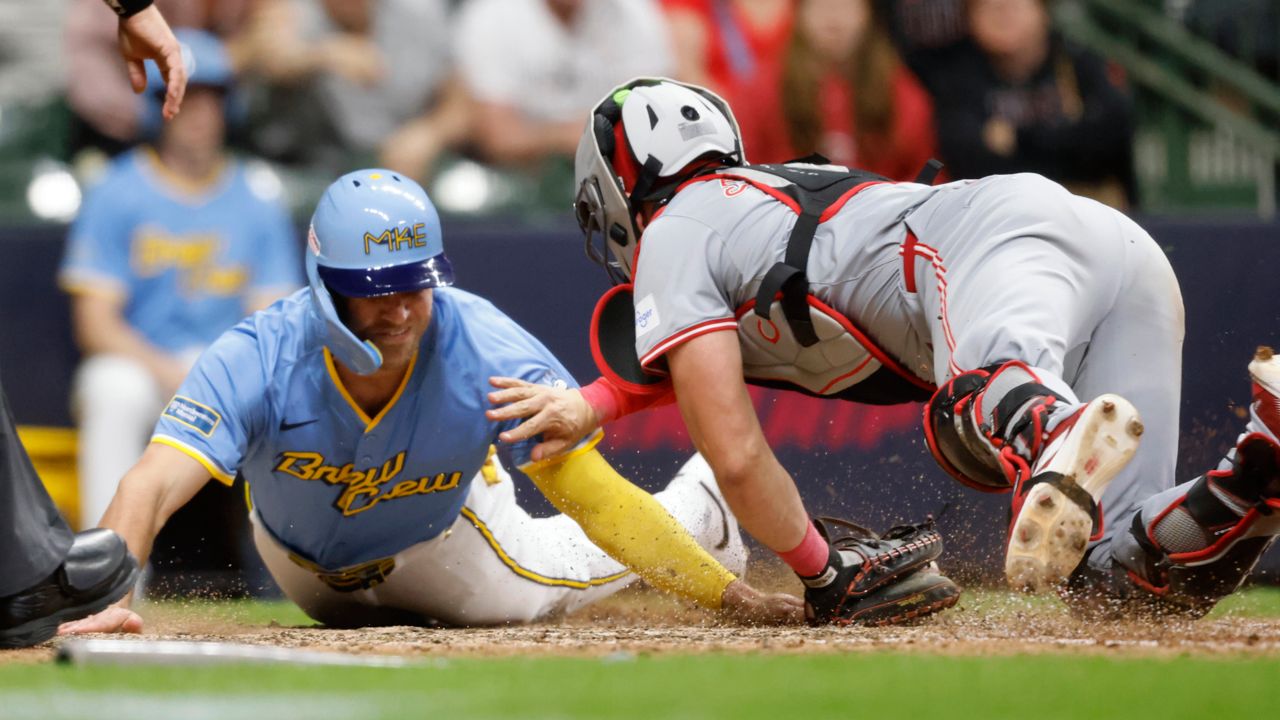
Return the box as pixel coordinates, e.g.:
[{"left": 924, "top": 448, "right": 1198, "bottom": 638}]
[{"left": 573, "top": 77, "right": 743, "bottom": 286}]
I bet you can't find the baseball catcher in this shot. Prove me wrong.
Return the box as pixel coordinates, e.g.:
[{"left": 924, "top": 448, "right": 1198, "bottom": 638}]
[{"left": 489, "top": 77, "right": 1280, "bottom": 622}]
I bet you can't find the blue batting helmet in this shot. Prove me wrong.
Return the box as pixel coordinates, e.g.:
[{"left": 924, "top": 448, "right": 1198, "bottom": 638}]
[
  {"left": 142, "top": 28, "right": 239, "bottom": 133},
  {"left": 306, "top": 169, "right": 454, "bottom": 375}
]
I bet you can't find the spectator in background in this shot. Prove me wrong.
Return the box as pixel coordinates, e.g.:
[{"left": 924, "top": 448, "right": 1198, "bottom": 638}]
[
  {"left": 930, "top": 0, "right": 1134, "bottom": 208},
  {"left": 57, "top": 30, "right": 301, "bottom": 530},
  {"left": 63, "top": 0, "right": 255, "bottom": 155},
  {"left": 880, "top": 0, "right": 969, "bottom": 93},
  {"left": 235, "top": 0, "right": 467, "bottom": 182},
  {"left": 734, "top": 0, "right": 938, "bottom": 180},
  {"left": 660, "top": 0, "right": 793, "bottom": 104},
  {"left": 454, "top": 0, "right": 673, "bottom": 167}
]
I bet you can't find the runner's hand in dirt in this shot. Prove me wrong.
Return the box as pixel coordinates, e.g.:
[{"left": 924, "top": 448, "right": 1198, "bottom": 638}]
[
  {"left": 486, "top": 376, "right": 599, "bottom": 462},
  {"left": 58, "top": 604, "right": 143, "bottom": 635},
  {"left": 721, "top": 580, "right": 805, "bottom": 626}
]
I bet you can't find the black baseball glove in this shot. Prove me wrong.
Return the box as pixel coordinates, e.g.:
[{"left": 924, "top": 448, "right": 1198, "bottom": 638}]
[{"left": 803, "top": 516, "right": 961, "bottom": 626}]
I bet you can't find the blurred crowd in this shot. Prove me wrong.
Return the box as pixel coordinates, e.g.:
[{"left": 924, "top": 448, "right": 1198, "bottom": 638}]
[
  {"left": 52, "top": 0, "right": 1140, "bottom": 211},
  {"left": 46, "top": 0, "right": 1144, "bottom": 542}
]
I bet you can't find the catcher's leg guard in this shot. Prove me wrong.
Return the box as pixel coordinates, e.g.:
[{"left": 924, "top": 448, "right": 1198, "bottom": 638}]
[
  {"left": 924, "top": 361, "right": 1144, "bottom": 591},
  {"left": 1090, "top": 432, "right": 1280, "bottom": 618},
  {"left": 924, "top": 361, "right": 1075, "bottom": 492},
  {"left": 802, "top": 517, "right": 960, "bottom": 626},
  {"left": 1067, "top": 429, "right": 1280, "bottom": 619}
]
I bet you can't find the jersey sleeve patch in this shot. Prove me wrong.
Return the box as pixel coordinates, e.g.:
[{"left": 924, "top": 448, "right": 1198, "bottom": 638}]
[
  {"left": 161, "top": 395, "right": 222, "bottom": 437},
  {"left": 634, "top": 294, "right": 661, "bottom": 339}
]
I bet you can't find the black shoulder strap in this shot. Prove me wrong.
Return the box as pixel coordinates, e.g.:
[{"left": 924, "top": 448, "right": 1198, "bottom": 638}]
[
  {"left": 914, "top": 159, "right": 944, "bottom": 185},
  {"left": 754, "top": 208, "right": 822, "bottom": 346},
  {"left": 748, "top": 163, "right": 884, "bottom": 347}
]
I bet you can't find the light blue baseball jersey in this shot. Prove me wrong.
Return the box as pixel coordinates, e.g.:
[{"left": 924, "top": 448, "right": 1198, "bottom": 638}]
[
  {"left": 151, "top": 288, "right": 586, "bottom": 570},
  {"left": 59, "top": 148, "right": 302, "bottom": 352}
]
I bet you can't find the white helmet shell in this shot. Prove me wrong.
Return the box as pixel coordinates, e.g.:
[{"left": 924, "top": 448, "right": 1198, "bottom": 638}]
[
  {"left": 573, "top": 77, "right": 742, "bottom": 284},
  {"left": 619, "top": 82, "right": 740, "bottom": 181}
]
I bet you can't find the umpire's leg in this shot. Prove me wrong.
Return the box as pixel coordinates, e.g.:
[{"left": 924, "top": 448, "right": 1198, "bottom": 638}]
[
  {"left": 0, "top": 373, "right": 137, "bottom": 649},
  {"left": 0, "top": 377, "right": 73, "bottom": 596}
]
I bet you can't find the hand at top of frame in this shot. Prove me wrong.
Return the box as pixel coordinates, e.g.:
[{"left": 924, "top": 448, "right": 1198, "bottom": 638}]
[
  {"left": 486, "top": 376, "right": 600, "bottom": 463},
  {"left": 117, "top": 4, "right": 187, "bottom": 120}
]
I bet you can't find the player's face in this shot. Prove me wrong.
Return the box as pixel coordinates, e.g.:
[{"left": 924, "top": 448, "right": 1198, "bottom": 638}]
[
  {"left": 161, "top": 87, "right": 225, "bottom": 156},
  {"left": 345, "top": 289, "right": 434, "bottom": 367}
]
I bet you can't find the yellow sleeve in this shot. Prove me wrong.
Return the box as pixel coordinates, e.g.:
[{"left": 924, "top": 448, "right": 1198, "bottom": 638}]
[{"left": 523, "top": 446, "right": 737, "bottom": 609}]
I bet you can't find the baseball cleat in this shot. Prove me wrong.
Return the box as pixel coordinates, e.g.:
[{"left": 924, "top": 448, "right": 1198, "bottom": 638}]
[
  {"left": 1249, "top": 346, "right": 1280, "bottom": 442},
  {"left": 1005, "top": 394, "right": 1143, "bottom": 593}
]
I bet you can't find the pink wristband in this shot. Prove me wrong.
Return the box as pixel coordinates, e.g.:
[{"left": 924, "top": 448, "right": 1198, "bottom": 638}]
[{"left": 777, "top": 521, "right": 830, "bottom": 578}]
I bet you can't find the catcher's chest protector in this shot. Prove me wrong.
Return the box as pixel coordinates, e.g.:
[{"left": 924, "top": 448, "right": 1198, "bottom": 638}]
[
  {"left": 592, "top": 163, "right": 934, "bottom": 406},
  {"left": 694, "top": 163, "right": 933, "bottom": 405}
]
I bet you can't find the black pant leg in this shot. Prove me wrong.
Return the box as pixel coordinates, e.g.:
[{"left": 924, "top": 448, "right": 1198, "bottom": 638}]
[{"left": 0, "top": 379, "right": 72, "bottom": 596}]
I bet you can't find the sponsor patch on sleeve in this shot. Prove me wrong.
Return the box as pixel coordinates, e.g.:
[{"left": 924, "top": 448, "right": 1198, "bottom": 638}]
[
  {"left": 634, "top": 294, "right": 661, "bottom": 339},
  {"left": 161, "top": 396, "right": 222, "bottom": 437}
]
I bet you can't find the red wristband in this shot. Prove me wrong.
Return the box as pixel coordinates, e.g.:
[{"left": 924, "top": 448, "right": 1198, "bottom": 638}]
[{"left": 580, "top": 377, "right": 622, "bottom": 425}]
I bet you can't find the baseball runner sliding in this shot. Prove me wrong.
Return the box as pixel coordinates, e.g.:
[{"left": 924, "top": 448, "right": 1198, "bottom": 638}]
[{"left": 61, "top": 169, "right": 800, "bottom": 635}]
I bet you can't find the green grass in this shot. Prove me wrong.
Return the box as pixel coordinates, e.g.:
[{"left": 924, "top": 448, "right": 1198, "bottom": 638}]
[
  {"left": 1, "top": 653, "right": 1277, "bottom": 720},
  {"left": 1208, "top": 586, "right": 1280, "bottom": 618},
  {"left": 3, "top": 587, "right": 1277, "bottom": 719}
]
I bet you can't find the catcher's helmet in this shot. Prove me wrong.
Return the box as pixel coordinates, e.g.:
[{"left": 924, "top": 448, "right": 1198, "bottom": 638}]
[
  {"left": 574, "top": 77, "right": 742, "bottom": 284},
  {"left": 306, "top": 169, "right": 454, "bottom": 375}
]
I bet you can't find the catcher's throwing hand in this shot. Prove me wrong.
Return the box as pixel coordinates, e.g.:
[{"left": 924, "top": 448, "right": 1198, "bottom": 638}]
[
  {"left": 486, "top": 376, "right": 599, "bottom": 462},
  {"left": 118, "top": 4, "right": 187, "bottom": 119},
  {"left": 721, "top": 580, "right": 805, "bottom": 626},
  {"left": 58, "top": 605, "right": 144, "bottom": 635}
]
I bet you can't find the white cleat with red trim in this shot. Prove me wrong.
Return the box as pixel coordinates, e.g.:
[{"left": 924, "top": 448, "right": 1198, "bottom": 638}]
[
  {"left": 1004, "top": 394, "right": 1145, "bottom": 593},
  {"left": 1249, "top": 346, "right": 1280, "bottom": 442}
]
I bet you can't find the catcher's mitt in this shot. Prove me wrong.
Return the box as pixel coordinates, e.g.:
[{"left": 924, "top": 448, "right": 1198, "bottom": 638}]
[{"left": 803, "top": 516, "right": 961, "bottom": 626}]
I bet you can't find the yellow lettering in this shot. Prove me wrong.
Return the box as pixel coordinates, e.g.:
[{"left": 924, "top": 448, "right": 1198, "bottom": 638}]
[
  {"left": 313, "top": 464, "right": 343, "bottom": 484},
  {"left": 335, "top": 483, "right": 380, "bottom": 515},
  {"left": 363, "top": 229, "right": 395, "bottom": 255},
  {"left": 433, "top": 471, "right": 462, "bottom": 492},
  {"left": 380, "top": 452, "right": 405, "bottom": 484},
  {"left": 275, "top": 452, "right": 323, "bottom": 480},
  {"left": 393, "top": 226, "right": 412, "bottom": 251},
  {"left": 412, "top": 223, "right": 426, "bottom": 248},
  {"left": 386, "top": 479, "right": 422, "bottom": 500},
  {"left": 276, "top": 447, "right": 465, "bottom": 517}
]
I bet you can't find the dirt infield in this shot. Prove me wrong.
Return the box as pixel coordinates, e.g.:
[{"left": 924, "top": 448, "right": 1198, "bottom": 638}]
[{"left": 5, "top": 585, "right": 1280, "bottom": 665}]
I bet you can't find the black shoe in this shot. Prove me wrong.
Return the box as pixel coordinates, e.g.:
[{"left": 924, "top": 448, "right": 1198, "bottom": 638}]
[{"left": 0, "top": 529, "right": 138, "bottom": 649}]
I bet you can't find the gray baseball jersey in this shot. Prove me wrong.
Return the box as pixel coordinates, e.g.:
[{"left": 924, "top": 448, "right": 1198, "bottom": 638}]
[{"left": 631, "top": 168, "right": 1184, "bottom": 575}]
